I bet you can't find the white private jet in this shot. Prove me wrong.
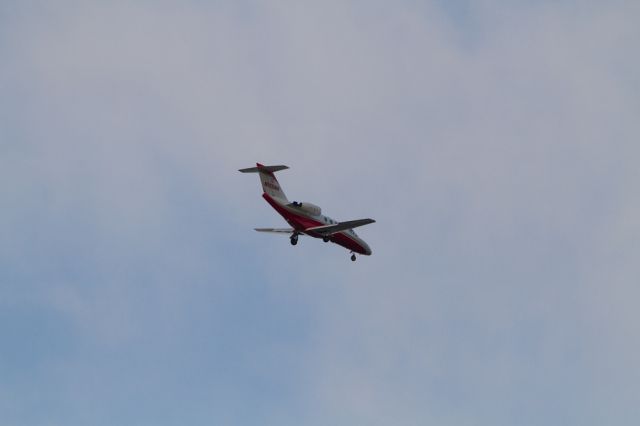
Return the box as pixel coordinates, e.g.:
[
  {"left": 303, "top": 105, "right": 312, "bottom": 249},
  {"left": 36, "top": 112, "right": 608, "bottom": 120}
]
[{"left": 239, "top": 163, "right": 375, "bottom": 261}]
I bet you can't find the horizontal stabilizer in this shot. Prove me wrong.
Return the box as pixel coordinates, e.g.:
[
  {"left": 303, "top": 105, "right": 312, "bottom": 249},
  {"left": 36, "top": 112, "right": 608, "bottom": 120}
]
[
  {"left": 305, "top": 218, "right": 375, "bottom": 236},
  {"left": 239, "top": 165, "right": 289, "bottom": 174},
  {"left": 254, "top": 227, "right": 296, "bottom": 234},
  {"left": 240, "top": 163, "right": 290, "bottom": 201}
]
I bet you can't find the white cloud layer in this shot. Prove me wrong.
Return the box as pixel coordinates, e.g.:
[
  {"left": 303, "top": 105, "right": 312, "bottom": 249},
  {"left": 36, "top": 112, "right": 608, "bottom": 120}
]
[{"left": 1, "top": 1, "right": 639, "bottom": 425}]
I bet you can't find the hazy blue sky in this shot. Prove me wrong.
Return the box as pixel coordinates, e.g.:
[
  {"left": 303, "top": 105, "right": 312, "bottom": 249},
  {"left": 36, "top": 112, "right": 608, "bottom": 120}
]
[{"left": 1, "top": 1, "right": 639, "bottom": 425}]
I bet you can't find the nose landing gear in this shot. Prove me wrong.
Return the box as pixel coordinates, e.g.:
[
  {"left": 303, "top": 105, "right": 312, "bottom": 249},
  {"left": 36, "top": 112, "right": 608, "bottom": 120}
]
[
  {"left": 290, "top": 233, "right": 299, "bottom": 246},
  {"left": 350, "top": 253, "right": 356, "bottom": 262}
]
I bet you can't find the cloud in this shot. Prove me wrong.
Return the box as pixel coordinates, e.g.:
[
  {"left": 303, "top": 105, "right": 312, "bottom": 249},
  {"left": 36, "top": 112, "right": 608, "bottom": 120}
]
[{"left": 1, "top": 1, "right": 639, "bottom": 425}]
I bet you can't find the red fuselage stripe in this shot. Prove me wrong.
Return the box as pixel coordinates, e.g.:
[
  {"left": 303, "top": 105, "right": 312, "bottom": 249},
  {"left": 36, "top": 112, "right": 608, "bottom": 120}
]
[{"left": 262, "top": 193, "right": 369, "bottom": 254}]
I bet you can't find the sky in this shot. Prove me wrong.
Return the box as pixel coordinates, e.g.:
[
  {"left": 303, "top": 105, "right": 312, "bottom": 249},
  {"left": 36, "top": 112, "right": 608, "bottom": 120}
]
[{"left": 1, "top": 0, "right": 639, "bottom": 424}]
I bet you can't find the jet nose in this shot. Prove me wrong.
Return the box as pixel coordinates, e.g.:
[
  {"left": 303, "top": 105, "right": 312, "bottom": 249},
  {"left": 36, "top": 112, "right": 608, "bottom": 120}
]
[{"left": 364, "top": 244, "right": 372, "bottom": 256}]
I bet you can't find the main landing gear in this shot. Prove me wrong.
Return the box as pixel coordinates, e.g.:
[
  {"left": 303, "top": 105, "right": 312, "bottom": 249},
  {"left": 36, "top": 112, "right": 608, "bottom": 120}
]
[
  {"left": 351, "top": 253, "right": 357, "bottom": 262},
  {"left": 323, "top": 237, "right": 330, "bottom": 243},
  {"left": 290, "top": 233, "right": 299, "bottom": 246}
]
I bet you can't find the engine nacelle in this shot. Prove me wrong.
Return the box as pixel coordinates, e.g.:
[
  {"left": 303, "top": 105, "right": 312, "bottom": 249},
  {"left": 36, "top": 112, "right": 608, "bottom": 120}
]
[{"left": 297, "top": 202, "right": 321, "bottom": 216}]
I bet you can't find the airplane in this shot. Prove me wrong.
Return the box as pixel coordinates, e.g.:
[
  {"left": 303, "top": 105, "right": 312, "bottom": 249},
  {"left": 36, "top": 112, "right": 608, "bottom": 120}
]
[{"left": 239, "top": 163, "right": 375, "bottom": 261}]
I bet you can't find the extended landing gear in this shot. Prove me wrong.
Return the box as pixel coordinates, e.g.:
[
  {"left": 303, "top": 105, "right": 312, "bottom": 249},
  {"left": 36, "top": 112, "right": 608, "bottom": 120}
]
[
  {"left": 351, "top": 254, "right": 357, "bottom": 262},
  {"left": 323, "top": 237, "right": 330, "bottom": 243},
  {"left": 290, "top": 233, "right": 299, "bottom": 246}
]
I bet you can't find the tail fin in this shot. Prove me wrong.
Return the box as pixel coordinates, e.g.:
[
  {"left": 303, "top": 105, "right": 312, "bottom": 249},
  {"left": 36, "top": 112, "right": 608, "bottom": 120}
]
[{"left": 239, "top": 163, "right": 289, "bottom": 201}]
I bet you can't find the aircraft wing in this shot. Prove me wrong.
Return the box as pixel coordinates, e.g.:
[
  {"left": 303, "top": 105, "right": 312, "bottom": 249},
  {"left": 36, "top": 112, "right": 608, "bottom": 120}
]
[
  {"left": 304, "top": 218, "right": 375, "bottom": 236},
  {"left": 254, "top": 227, "right": 296, "bottom": 234}
]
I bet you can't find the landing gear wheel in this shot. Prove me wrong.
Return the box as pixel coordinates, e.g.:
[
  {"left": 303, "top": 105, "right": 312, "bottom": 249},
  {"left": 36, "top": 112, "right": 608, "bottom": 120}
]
[
  {"left": 323, "top": 237, "right": 330, "bottom": 243},
  {"left": 351, "top": 254, "right": 356, "bottom": 261},
  {"left": 290, "top": 234, "right": 299, "bottom": 246}
]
